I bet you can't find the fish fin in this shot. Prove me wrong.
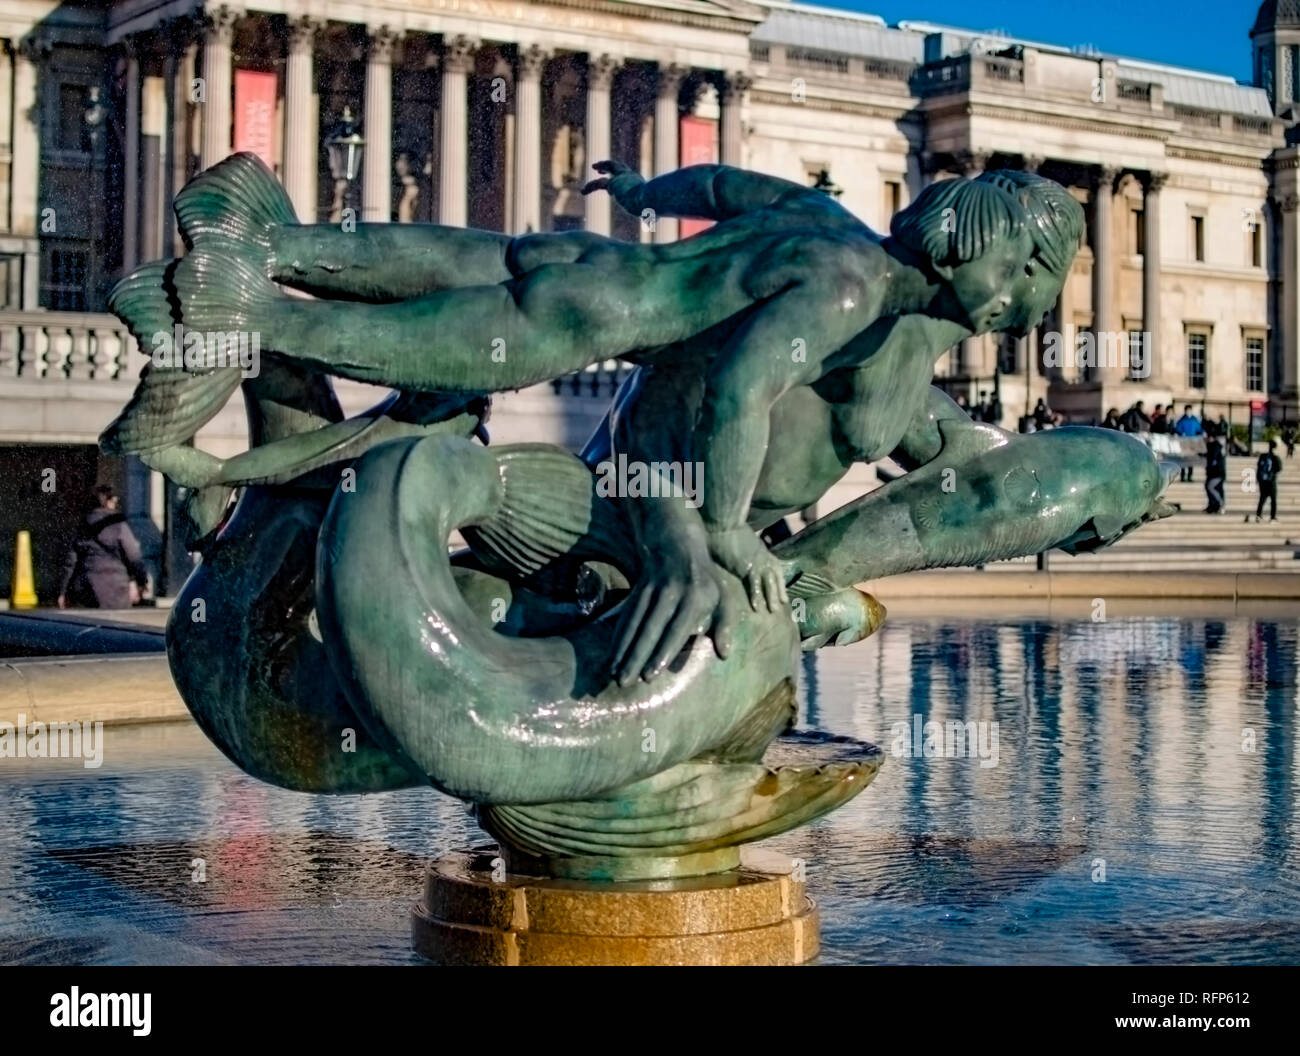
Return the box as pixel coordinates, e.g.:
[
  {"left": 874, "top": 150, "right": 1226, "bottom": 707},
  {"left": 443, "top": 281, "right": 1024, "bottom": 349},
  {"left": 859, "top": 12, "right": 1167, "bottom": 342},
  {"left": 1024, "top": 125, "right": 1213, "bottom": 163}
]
[
  {"left": 478, "top": 729, "right": 882, "bottom": 859},
  {"left": 170, "top": 250, "right": 282, "bottom": 339},
  {"left": 1090, "top": 513, "right": 1126, "bottom": 542},
  {"left": 462, "top": 445, "right": 639, "bottom": 584},
  {"left": 936, "top": 416, "right": 1010, "bottom": 464},
  {"left": 174, "top": 152, "right": 297, "bottom": 268},
  {"left": 107, "top": 259, "right": 178, "bottom": 350},
  {"left": 100, "top": 362, "right": 242, "bottom": 455}
]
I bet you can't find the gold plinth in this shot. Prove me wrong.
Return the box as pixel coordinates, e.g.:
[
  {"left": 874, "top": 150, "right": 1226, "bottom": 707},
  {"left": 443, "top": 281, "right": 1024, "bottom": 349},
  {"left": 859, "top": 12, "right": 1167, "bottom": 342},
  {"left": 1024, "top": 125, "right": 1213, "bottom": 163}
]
[{"left": 412, "top": 846, "right": 818, "bottom": 965}]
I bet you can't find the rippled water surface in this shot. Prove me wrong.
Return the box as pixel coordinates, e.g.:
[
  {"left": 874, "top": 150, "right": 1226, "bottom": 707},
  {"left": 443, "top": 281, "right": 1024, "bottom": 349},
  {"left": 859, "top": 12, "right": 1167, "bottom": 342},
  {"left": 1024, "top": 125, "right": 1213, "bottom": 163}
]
[{"left": 2, "top": 613, "right": 1298, "bottom": 965}]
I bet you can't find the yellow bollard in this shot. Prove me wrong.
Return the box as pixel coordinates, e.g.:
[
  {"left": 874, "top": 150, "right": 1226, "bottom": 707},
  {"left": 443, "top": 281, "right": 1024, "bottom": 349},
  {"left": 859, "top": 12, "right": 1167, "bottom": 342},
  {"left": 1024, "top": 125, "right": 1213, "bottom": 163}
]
[{"left": 11, "top": 530, "right": 38, "bottom": 609}]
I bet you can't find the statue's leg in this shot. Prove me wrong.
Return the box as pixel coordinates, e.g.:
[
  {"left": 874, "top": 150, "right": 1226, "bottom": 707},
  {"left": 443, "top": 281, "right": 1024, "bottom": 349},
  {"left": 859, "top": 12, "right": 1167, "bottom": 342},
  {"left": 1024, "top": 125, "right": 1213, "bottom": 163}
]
[
  {"left": 175, "top": 152, "right": 620, "bottom": 301},
  {"left": 162, "top": 242, "right": 752, "bottom": 394}
]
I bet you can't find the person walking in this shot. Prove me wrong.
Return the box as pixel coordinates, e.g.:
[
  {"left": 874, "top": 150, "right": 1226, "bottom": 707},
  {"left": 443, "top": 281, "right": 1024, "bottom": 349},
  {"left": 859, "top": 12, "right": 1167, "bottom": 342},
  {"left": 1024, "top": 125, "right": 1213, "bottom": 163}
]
[
  {"left": 1204, "top": 436, "right": 1226, "bottom": 514},
  {"left": 1121, "top": 400, "right": 1151, "bottom": 433},
  {"left": 1151, "top": 404, "right": 1168, "bottom": 433},
  {"left": 1101, "top": 407, "right": 1123, "bottom": 430},
  {"left": 1253, "top": 440, "right": 1283, "bottom": 522},
  {"left": 57, "top": 484, "right": 150, "bottom": 609},
  {"left": 1284, "top": 424, "right": 1297, "bottom": 459}
]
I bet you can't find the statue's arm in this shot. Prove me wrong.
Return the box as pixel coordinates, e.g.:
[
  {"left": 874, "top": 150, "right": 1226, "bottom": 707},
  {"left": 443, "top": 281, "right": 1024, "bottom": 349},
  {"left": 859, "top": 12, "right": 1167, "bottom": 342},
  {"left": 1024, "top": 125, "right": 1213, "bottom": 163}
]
[
  {"left": 585, "top": 161, "right": 826, "bottom": 223},
  {"left": 696, "top": 270, "right": 872, "bottom": 608},
  {"left": 600, "top": 366, "right": 735, "bottom": 683}
]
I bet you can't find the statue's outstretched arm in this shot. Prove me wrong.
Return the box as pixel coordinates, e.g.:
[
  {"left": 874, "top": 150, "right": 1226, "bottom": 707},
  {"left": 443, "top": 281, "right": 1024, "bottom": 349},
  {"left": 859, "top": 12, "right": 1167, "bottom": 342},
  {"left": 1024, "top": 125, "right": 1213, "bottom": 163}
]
[{"left": 583, "top": 160, "right": 842, "bottom": 223}]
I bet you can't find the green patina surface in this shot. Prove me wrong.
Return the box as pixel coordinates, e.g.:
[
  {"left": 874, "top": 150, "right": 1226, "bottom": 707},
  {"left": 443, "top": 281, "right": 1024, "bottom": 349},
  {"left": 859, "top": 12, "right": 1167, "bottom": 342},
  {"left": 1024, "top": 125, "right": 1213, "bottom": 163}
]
[{"left": 102, "top": 154, "right": 1174, "bottom": 878}]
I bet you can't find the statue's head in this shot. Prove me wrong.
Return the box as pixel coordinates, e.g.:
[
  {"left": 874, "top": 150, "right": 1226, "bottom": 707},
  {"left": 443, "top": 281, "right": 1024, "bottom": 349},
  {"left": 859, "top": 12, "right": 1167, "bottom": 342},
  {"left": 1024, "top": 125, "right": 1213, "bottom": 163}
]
[
  {"left": 890, "top": 177, "right": 1033, "bottom": 334},
  {"left": 975, "top": 170, "right": 1085, "bottom": 337}
]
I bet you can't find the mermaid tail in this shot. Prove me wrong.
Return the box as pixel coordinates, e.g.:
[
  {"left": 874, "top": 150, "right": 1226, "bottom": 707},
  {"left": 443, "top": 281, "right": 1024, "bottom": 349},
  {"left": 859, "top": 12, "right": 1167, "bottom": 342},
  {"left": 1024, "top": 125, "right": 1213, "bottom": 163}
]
[{"left": 175, "top": 151, "right": 298, "bottom": 270}]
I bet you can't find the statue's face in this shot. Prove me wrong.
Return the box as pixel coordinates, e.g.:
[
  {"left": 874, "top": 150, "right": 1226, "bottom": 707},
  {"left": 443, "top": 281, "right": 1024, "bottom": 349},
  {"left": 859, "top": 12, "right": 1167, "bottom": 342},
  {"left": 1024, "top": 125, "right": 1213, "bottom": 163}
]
[
  {"left": 996, "top": 255, "right": 1067, "bottom": 338},
  {"left": 944, "top": 229, "right": 1033, "bottom": 334}
]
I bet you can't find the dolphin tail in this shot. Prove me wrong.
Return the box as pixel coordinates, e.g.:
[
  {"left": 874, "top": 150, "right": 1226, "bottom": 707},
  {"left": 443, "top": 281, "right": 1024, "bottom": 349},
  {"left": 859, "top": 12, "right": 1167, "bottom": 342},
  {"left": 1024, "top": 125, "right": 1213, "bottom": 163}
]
[
  {"left": 102, "top": 259, "right": 244, "bottom": 456},
  {"left": 174, "top": 152, "right": 297, "bottom": 269},
  {"left": 168, "top": 249, "right": 282, "bottom": 339}
]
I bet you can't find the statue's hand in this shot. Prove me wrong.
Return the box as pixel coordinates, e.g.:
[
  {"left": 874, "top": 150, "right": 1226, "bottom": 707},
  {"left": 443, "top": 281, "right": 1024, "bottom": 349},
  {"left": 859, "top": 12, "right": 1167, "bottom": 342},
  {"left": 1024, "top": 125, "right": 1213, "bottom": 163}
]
[
  {"left": 611, "top": 536, "right": 737, "bottom": 686},
  {"left": 581, "top": 160, "right": 645, "bottom": 216},
  {"left": 707, "top": 527, "right": 789, "bottom": 614}
]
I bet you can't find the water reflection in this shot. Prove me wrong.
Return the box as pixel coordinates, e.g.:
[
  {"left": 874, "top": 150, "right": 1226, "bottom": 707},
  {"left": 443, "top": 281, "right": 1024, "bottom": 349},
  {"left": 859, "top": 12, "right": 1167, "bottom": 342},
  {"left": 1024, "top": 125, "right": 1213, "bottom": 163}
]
[{"left": 0, "top": 616, "right": 1296, "bottom": 964}]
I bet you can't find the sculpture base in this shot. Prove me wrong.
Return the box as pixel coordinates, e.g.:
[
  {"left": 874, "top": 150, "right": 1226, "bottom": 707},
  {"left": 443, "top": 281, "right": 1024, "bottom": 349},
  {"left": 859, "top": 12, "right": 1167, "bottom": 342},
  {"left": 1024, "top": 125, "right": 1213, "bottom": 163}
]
[{"left": 412, "top": 846, "right": 818, "bottom": 966}]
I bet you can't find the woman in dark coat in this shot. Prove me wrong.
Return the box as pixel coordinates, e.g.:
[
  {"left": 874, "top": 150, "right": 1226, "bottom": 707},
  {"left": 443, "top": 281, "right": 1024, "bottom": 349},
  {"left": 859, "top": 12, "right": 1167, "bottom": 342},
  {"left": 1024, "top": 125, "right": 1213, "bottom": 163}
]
[{"left": 57, "top": 485, "right": 150, "bottom": 609}]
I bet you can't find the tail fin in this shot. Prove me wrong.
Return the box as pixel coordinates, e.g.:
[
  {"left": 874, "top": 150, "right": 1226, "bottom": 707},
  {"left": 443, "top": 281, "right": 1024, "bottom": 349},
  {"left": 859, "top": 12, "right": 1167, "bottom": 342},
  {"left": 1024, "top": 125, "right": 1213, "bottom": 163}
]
[
  {"left": 170, "top": 250, "right": 281, "bottom": 337},
  {"left": 175, "top": 152, "right": 297, "bottom": 267},
  {"left": 463, "top": 444, "right": 640, "bottom": 583},
  {"left": 104, "top": 259, "right": 243, "bottom": 455},
  {"left": 108, "top": 260, "right": 178, "bottom": 349},
  {"left": 100, "top": 363, "right": 242, "bottom": 456}
]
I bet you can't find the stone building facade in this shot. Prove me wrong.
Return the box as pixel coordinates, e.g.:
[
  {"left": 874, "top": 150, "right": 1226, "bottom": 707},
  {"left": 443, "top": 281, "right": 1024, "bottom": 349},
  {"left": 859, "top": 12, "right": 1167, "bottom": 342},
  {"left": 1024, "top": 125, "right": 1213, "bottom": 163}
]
[{"left": 0, "top": 0, "right": 1293, "bottom": 596}]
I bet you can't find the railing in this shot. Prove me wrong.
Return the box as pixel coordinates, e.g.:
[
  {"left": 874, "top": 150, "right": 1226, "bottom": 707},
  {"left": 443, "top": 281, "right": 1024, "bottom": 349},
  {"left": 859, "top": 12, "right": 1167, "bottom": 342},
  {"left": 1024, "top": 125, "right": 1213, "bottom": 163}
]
[
  {"left": 0, "top": 310, "right": 137, "bottom": 380},
  {"left": 552, "top": 359, "right": 628, "bottom": 398},
  {"left": 1116, "top": 80, "right": 1152, "bottom": 102},
  {"left": 785, "top": 47, "right": 850, "bottom": 75},
  {"left": 1171, "top": 104, "right": 1222, "bottom": 128},
  {"left": 1234, "top": 115, "right": 1274, "bottom": 136},
  {"left": 982, "top": 56, "right": 1023, "bottom": 83}
]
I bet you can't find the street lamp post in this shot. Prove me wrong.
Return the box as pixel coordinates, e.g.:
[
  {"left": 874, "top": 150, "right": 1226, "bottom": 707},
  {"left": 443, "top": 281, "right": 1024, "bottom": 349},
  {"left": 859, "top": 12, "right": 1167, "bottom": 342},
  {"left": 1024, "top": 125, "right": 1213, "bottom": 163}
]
[
  {"left": 82, "top": 86, "right": 105, "bottom": 309},
  {"left": 325, "top": 106, "right": 365, "bottom": 223}
]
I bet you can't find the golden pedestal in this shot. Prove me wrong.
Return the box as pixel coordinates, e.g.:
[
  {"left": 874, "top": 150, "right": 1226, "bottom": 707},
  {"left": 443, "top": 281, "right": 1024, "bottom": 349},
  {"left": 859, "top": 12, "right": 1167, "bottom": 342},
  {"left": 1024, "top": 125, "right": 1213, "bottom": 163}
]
[{"left": 412, "top": 847, "right": 818, "bottom": 965}]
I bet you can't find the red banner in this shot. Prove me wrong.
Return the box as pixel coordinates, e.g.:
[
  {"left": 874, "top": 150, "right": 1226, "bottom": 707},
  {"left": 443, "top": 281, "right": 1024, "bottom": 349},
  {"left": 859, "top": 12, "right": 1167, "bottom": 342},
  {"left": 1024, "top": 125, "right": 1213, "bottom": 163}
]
[
  {"left": 678, "top": 115, "right": 717, "bottom": 238},
  {"left": 233, "top": 70, "right": 277, "bottom": 169}
]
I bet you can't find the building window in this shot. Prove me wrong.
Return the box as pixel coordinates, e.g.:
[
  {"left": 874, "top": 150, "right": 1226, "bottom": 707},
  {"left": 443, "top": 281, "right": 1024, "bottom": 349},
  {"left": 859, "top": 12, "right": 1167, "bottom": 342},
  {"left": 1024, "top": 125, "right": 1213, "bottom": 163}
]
[
  {"left": 998, "top": 333, "right": 1018, "bottom": 373},
  {"left": 883, "top": 179, "right": 901, "bottom": 224},
  {"left": 1251, "top": 219, "right": 1263, "bottom": 268},
  {"left": 1187, "top": 331, "right": 1207, "bottom": 390},
  {"left": 56, "top": 83, "right": 94, "bottom": 153},
  {"left": 1190, "top": 214, "right": 1205, "bottom": 262},
  {"left": 1246, "top": 334, "right": 1265, "bottom": 392},
  {"left": 1128, "top": 329, "right": 1146, "bottom": 380},
  {"left": 949, "top": 341, "right": 965, "bottom": 376},
  {"left": 1132, "top": 208, "right": 1145, "bottom": 256},
  {"left": 40, "top": 248, "right": 89, "bottom": 311}
]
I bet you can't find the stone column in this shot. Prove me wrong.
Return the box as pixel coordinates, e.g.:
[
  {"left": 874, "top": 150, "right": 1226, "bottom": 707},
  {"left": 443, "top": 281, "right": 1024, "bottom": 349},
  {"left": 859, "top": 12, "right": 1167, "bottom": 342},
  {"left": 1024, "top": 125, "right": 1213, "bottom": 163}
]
[
  {"left": 1090, "top": 166, "right": 1120, "bottom": 380},
  {"left": 1141, "top": 172, "right": 1166, "bottom": 384},
  {"left": 513, "top": 44, "right": 546, "bottom": 234},
  {"left": 0, "top": 43, "right": 10, "bottom": 233},
  {"left": 122, "top": 41, "right": 141, "bottom": 269},
  {"left": 140, "top": 74, "right": 167, "bottom": 261},
  {"left": 362, "top": 26, "right": 399, "bottom": 223},
  {"left": 200, "top": 5, "right": 238, "bottom": 170},
  {"left": 283, "top": 16, "right": 319, "bottom": 221},
  {"left": 12, "top": 37, "right": 43, "bottom": 239},
  {"left": 718, "top": 71, "right": 751, "bottom": 167},
  {"left": 653, "top": 62, "right": 686, "bottom": 243},
  {"left": 439, "top": 35, "right": 478, "bottom": 228},
  {"left": 1278, "top": 193, "right": 1300, "bottom": 402},
  {"left": 168, "top": 21, "right": 199, "bottom": 254},
  {"left": 584, "top": 53, "right": 619, "bottom": 235}
]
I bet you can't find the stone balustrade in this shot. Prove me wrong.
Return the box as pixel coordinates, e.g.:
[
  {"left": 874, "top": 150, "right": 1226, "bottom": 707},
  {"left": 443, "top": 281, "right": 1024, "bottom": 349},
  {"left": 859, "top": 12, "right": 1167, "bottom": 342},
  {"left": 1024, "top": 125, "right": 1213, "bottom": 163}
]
[{"left": 0, "top": 311, "right": 136, "bottom": 381}]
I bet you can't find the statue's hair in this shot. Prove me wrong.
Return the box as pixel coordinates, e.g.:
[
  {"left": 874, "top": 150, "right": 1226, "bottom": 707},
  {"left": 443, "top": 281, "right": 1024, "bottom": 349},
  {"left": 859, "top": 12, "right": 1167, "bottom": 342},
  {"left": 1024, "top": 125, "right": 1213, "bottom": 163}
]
[
  {"left": 975, "top": 169, "right": 1085, "bottom": 277},
  {"left": 890, "top": 177, "right": 1026, "bottom": 269}
]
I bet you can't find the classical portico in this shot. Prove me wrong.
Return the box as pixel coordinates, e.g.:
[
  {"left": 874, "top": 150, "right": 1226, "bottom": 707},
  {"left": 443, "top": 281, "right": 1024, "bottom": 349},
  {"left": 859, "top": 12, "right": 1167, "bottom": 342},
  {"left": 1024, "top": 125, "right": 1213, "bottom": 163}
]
[{"left": 104, "top": 1, "right": 759, "bottom": 245}]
